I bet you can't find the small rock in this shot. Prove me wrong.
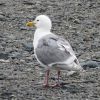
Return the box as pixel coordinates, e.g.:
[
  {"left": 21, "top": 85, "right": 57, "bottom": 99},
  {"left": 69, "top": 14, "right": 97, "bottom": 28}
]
[
  {"left": 38, "top": 96, "right": 46, "bottom": 100},
  {"left": 0, "top": 53, "right": 9, "bottom": 60},
  {"left": 81, "top": 60, "right": 99, "bottom": 70},
  {"left": 73, "top": 19, "right": 80, "bottom": 24},
  {"left": 0, "top": 15, "right": 6, "bottom": 21},
  {"left": 22, "top": 42, "right": 33, "bottom": 52},
  {"left": 20, "top": 27, "right": 28, "bottom": 30},
  {"left": 0, "top": 73, "right": 7, "bottom": 80},
  {"left": 0, "top": 59, "right": 9, "bottom": 63},
  {"left": 1, "top": 92, "right": 13, "bottom": 99},
  {"left": 94, "top": 51, "right": 100, "bottom": 59},
  {"left": 9, "top": 52, "right": 22, "bottom": 59},
  {"left": 67, "top": 71, "right": 79, "bottom": 76},
  {"left": 0, "top": 2, "right": 6, "bottom": 6},
  {"left": 23, "top": 1, "right": 34, "bottom": 5},
  {"left": 0, "top": 12, "right": 6, "bottom": 21}
]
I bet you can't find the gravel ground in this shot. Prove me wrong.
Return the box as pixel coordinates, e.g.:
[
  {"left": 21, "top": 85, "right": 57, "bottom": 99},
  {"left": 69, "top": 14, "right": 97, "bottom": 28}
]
[{"left": 0, "top": 0, "right": 100, "bottom": 100}]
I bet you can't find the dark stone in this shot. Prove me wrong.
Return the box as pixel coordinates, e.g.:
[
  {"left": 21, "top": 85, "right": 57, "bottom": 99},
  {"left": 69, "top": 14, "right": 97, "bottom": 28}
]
[
  {"left": 9, "top": 52, "right": 22, "bottom": 59},
  {"left": 0, "top": 15, "right": 6, "bottom": 21},
  {"left": 23, "top": 1, "right": 34, "bottom": 5},
  {"left": 73, "top": 19, "right": 80, "bottom": 24},
  {"left": 0, "top": 53, "right": 9, "bottom": 60},
  {"left": 0, "top": 74, "right": 7, "bottom": 80},
  {"left": 22, "top": 42, "right": 33, "bottom": 52},
  {"left": 0, "top": 3, "right": 6, "bottom": 6},
  {"left": 81, "top": 60, "right": 99, "bottom": 70},
  {"left": 1, "top": 92, "right": 13, "bottom": 99}
]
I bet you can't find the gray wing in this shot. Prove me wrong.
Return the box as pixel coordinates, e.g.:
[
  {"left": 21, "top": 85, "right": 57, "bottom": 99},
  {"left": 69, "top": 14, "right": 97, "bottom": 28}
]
[{"left": 35, "top": 34, "right": 77, "bottom": 66}]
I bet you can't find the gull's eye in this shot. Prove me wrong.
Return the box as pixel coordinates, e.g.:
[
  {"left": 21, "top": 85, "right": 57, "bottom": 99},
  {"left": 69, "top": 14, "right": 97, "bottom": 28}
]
[{"left": 37, "top": 20, "right": 39, "bottom": 21}]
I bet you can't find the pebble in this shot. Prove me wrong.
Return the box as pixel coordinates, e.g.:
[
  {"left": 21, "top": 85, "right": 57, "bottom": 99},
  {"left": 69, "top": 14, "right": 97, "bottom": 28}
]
[
  {"left": 22, "top": 42, "right": 33, "bottom": 52},
  {"left": 23, "top": 1, "right": 34, "bottom": 5},
  {"left": 81, "top": 60, "right": 99, "bottom": 70},
  {"left": 0, "top": 15, "right": 6, "bottom": 21},
  {"left": 0, "top": 53, "right": 9, "bottom": 60},
  {"left": 9, "top": 52, "right": 22, "bottom": 59}
]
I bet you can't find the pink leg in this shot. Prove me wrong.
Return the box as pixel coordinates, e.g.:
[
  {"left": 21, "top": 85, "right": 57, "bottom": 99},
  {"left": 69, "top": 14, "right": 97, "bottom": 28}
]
[
  {"left": 43, "top": 70, "right": 61, "bottom": 87},
  {"left": 57, "top": 70, "right": 60, "bottom": 85},
  {"left": 43, "top": 70, "right": 50, "bottom": 87}
]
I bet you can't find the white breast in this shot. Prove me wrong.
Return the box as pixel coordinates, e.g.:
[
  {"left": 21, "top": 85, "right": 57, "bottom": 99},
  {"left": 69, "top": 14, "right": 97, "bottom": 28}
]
[{"left": 33, "top": 28, "right": 51, "bottom": 49}]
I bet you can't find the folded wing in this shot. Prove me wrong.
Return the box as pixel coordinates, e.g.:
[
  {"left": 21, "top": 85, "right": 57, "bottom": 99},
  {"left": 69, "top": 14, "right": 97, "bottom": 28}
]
[{"left": 35, "top": 34, "right": 79, "bottom": 66}]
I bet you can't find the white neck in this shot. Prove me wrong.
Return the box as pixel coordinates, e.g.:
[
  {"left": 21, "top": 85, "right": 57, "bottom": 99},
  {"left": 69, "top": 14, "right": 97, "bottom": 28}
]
[{"left": 33, "top": 28, "right": 52, "bottom": 49}]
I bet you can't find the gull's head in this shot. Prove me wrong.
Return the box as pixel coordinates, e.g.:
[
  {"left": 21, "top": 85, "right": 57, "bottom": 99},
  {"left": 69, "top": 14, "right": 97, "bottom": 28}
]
[{"left": 26, "top": 15, "right": 52, "bottom": 30}]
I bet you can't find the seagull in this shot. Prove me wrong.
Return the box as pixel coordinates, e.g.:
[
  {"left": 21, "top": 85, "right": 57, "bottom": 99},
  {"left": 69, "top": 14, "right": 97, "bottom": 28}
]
[{"left": 26, "top": 15, "right": 83, "bottom": 87}]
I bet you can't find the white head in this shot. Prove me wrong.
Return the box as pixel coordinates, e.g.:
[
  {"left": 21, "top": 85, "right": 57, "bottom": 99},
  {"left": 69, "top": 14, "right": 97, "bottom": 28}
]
[
  {"left": 35, "top": 15, "right": 52, "bottom": 30},
  {"left": 26, "top": 15, "right": 52, "bottom": 30}
]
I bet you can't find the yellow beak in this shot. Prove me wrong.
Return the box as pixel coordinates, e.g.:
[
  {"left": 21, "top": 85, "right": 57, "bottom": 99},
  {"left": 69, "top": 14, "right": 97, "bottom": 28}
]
[{"left": 26, "top": 21, "right": 36, "bottom": 27}]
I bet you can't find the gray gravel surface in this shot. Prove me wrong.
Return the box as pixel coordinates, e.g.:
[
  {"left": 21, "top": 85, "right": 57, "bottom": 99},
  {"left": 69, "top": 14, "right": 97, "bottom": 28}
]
[{"left": 0, "top": 0, "right": 100, "bottom": 100}]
